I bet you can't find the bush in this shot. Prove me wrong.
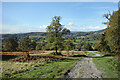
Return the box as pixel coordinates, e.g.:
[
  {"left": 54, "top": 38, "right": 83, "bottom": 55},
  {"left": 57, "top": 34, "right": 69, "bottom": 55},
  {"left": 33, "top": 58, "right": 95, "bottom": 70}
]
[
  {"left": 83, "top": 43, "right": 93, "bottom": 51},
  {"left": 94, "top": 43, "right": 101, "bottom": 51}
]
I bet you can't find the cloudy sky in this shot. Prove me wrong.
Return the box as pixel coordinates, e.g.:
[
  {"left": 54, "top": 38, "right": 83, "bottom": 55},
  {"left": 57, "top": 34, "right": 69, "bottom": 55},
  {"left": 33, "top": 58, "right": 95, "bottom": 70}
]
[{"left": 2, "top": 2, "right": 118, "bottom": 34}]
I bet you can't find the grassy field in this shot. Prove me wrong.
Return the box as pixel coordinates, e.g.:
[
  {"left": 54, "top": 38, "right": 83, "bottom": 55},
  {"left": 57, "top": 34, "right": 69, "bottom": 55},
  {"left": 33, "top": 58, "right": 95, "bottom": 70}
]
[
  {"left": 85, "top": 40, "right": 100, "bottom": 44},
  {"left": 67, "top": 39, "right": 100, "bottom": 45},
  {"left": 93, "top": 55, "right": 120, "bottom": 78},
  {"left": 2, "top": 51, "right": 83, "bottom": 78}
]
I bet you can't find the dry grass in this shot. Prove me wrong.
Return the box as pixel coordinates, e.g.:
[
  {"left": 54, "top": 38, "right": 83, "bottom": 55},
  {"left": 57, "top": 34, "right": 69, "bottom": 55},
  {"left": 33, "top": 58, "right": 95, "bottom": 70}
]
[{"left": 2, "top": 59, "right": 46, "bottom": 76}]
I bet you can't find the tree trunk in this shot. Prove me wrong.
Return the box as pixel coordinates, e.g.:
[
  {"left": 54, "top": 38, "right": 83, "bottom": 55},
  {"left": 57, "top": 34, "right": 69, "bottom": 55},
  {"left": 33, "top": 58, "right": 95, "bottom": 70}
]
[
  {"left": 68, "top": 51, "right": 69, "bottom": 56},
  {"left": 55, "top": 47, "right": 58, "bottom": 55},
  {"left": 26, "top": 51, "right": 30, "bottom": 58}
]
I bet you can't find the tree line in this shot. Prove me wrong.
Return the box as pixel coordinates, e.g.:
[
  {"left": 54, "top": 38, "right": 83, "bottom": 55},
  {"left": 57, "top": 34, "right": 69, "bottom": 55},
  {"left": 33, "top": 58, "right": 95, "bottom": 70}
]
[
  {"left": 94, "top": 9, "right": 120, "bottom": 55},
  {"left": 2, "top": 35, "right": 94, "bottom": 52}
]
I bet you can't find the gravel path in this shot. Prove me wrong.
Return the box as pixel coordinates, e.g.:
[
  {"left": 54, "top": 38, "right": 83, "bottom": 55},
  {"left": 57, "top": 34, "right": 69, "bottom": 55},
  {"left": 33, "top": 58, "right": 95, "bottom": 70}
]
[{"left": 65, "top": 52, "right": 104, "bottom": 78}]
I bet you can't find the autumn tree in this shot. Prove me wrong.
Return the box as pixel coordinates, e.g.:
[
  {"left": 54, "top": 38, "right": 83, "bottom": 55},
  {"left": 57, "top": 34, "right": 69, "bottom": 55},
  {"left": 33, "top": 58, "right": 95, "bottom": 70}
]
[
  {"left": 46, "top": 16, "right": 70, "bottom": 55},
  {"left": 3, "top": 36, "right": 18, "bottom": 52}
]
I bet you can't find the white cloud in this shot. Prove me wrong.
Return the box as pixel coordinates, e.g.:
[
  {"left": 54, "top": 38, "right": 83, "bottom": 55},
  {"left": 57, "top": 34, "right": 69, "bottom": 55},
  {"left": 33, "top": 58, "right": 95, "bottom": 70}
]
[
  {"left": 39, "top": 25, "right": 48, "bottom": 32},
  {"left": 1, "top": 24, "right": 34, "bottom": 34},
  {"left": 103, "top": 26, "right": 107, "bottom": 29},
  {"left": 67, "top": 22, "right": 73, "bottom": 26},
  {"left": 1, "top": 23, "right": 107, "bottom": 34},
  {"left": 40, "top": 25, "right": 48, "bottom": 28},
  {"left": 1, "top": 25, "right": 23, "bottom": 34},
  {"left": 1, "top": 24, "right": 48, "bottom": 34},
  {"left": 81, "top": 26, "right": 106, "bottom": 31},
  {"left": 66, "top": 22, "right": 106, "bottom": 31},
  {"left": 66, "top": 22, "right": 79, "bottom": 30},
  {"left": 88, "top": 26, "right": 101, "bottom": 30}
]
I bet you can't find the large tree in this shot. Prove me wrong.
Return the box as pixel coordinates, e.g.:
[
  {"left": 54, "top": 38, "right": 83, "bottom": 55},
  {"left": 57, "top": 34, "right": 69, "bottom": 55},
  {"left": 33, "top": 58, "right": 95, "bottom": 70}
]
[
  {"left": 3, "top": 36, "right": 18, "bottom": 52},
  {"left": 104, "top": 10, "right": 120, "bottom": 54},
  {"left": 46, "top": 16, "right": 70, "bottom": 55}
]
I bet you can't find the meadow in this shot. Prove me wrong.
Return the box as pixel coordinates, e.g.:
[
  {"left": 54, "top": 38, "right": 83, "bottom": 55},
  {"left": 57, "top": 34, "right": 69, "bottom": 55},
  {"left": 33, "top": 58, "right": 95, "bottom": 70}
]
[{"left": 2, "top": 51, "right": 85, "bottom": 78}]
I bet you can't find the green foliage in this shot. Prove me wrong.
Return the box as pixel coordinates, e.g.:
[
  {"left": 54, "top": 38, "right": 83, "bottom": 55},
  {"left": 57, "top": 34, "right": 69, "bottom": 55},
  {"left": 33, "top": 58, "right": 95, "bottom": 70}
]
[
  {"left": 30, "top": 41, "right": 37, "bottom": 50},
  {"left": 93, "top": 43, "right": 101, "bottom": 51},
  {"left": 76, "top": 41, "right": 84, "bottom": 51},
  {"left": 1, "top": 29, "right": 104, "bottom": 51},
  {"left": 36, "top": 42, "right": 46, "bottom": 50},
  {"left": 93, "top": 56, "right": 120, "bottom": 78},
  {"left": 99, "top": 34, "right": 110, "bottom": 52},
  {"left": 36, "top": 43, "right": 42, "bottom": 50},
  {"left": 64, "top": 40, "right": 74, "bottom": 52},
  {"left": 46, "top": 16, "right": 70, "bottom": 54},
  {"left": 83, "top": 43, "right": 93, "bottom": 51},
  {"left": 42, "top": 43, "right": 52, "bottom": 50},
  {"left": 3, "top": 36, "right": 18, "bottom": 52},
  {"left": 18, "top": 35, "right": 32, "bottom": 51},
  {"left": 104, "top": 10, "right": 120, "bottom": 54}
]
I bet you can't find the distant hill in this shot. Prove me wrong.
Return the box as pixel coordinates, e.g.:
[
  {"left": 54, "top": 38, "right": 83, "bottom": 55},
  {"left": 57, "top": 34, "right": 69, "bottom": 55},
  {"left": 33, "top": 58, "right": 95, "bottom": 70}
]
[{"left": 1, "top": 29, "right": 105, "bottom": 42}]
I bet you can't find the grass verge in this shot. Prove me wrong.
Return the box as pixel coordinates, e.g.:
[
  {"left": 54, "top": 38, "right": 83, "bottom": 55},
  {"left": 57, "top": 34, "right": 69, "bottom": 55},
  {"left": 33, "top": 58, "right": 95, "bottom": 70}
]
[{"left": 93, "top": 56, "right": 120, "bottom": 78}]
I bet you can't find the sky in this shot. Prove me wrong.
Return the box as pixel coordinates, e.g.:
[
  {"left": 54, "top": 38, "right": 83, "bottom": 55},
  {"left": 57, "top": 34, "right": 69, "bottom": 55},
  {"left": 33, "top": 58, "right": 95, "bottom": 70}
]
[{"left": 2, "top": 2, "right": 118, "bottom": 34}]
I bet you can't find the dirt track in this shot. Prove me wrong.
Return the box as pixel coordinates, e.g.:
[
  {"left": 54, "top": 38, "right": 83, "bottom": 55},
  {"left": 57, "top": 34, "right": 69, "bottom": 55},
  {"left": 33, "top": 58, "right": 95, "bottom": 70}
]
[{"left": 65, "top": 52, "right": 105, "bottom": 78}]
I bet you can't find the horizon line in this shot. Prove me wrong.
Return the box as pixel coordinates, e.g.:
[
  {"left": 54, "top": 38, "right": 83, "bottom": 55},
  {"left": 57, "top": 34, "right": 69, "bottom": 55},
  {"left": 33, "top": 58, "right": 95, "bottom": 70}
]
[{"left": 1, "top": 29, "right": 105, "bottom": 35}]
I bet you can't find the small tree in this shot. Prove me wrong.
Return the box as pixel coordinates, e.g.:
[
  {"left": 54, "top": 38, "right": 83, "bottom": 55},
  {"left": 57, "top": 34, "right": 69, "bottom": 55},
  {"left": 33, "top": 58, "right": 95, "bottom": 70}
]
[
  {"left": 64, "top": 40, "right": 74, "bottom": 54},
  {"left": 36, "top": 43, "right": 42, "bottom": 50},
  {"left": 77, "top": 41, "right": 83, "bottom": 51},
  {"left": 94, "top": 43, "right": 101, "bottom": 51},
  {"left": 18, "top": 35, "right": 32, "bottom": 57},
  {"left": 46, "top": 16, "right": 70, "bottom": 55},
  {"left": 31, "top": 40, "right": 37, "bottom": 50},
  {"left": 3, "top": 36, "right": 18, "bottom": 52},
  {"left": 83, "top": 43, "right": 93, "bottom": 51}
]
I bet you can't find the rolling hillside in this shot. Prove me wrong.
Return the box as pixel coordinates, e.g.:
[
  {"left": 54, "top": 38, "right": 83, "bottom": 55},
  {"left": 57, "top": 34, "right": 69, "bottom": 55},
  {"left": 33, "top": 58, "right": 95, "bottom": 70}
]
[{"left": 1, "top": 29, "right": 105, "bottom": 43}]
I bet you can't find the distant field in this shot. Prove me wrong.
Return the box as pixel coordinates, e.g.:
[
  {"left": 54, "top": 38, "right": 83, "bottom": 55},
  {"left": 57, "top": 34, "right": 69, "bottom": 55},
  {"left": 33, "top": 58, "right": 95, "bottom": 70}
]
[
  {"left": 70, "top": 39, "right": 100, "bottom": 45},
  {"left": 85, "top": 40, "right": 100, "bottom": 44}
]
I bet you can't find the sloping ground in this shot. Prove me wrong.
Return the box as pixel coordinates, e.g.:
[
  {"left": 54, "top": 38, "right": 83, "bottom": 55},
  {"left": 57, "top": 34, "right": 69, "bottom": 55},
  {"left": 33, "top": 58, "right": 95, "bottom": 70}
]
[
  {"left": 2, "top": 53, "right": 82, "bottom": 78},
  {"left": 65, "top": 53, "right": 105, "bottom": 78}
]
